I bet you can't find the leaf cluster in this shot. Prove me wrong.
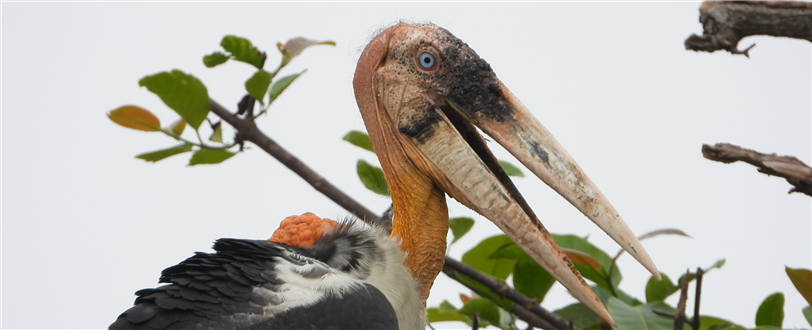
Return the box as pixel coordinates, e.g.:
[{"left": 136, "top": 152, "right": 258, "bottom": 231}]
[{"left": 108, "top": 34, "right": 334, "bottom": 165}]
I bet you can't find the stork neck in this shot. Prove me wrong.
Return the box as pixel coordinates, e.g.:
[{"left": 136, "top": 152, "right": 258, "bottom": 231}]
[{"left": 389, "top": 173, "right": 449, "bottom": 303}]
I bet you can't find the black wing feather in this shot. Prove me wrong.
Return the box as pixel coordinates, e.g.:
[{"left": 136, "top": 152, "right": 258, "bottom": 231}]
[{"left": 110, "top": 238, "right": 399, "bottom": 330}]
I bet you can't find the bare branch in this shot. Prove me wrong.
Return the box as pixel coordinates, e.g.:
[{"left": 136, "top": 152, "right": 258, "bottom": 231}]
[
  {"left": 674, "top": 269, "right": 690, "bottom": 330},
  {"left": 210, "top": 99, "right": 387, "bottom": 228},
  {"left": 443, "top": 258, "right": 578, "bottom": 330},
  {"left": 691, "top": 268, "right": 705, "bottom": 330},
  {"left": 209, "top": 98, "right": 572, "bottom": 329},
  {"left": 702, "top": 143, "right": 812, "bottom": 196},
  {"left": 685, "top": 1, "right": 812, "bottom": 56}
]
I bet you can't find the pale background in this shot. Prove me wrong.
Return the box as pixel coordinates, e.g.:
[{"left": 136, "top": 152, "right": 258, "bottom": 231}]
[{"left": 2, "top": 2, "right": 810, "bottom": 329}]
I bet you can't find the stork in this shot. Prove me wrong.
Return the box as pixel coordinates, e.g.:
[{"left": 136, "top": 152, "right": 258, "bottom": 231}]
[{"left": 110, "top": 23, "right": 659, "bottom": 329}]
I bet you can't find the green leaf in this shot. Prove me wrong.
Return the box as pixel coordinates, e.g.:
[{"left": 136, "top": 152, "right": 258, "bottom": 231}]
[
  {"left": 563, "top": 248, "right": 602, "bottom": 269},
  {"left": 498, "top": 160, "right": 524, "bottom": 177},
  {"left": 554, "top": 303, "right": 601, "bottom": 330},
  {"left": 552, "top": 234, "right": 615, "bottom": 290},
  {"left": 269, "top": 71, "right": 305, "bottom": 103},
  {"left": 277, "top": 37, "right": 335, "bottom": 66},
  {"left": 646, "top": 273, "right": 678, "bottom": 302},
  {"left": 135, "top": 144, "right": 193, "bottom": 162},
  {"left": 607, "top": 297, "right": 680, "bottom": 330},
  {"left": 208, "top": 122, "right": 222, "bottom": 143},
  {"left": 802, "top": 305, "right": 812, "bottom": 327},
  {"left": 138, "top": 70, "right": 210, "bottom": 129},
  {"left": 220, "top": 35, "right": 263, "bottom": 69},
  {"left": 552, "top": 234, "right": 613, "bottom": 270},
  {"left": 454, "top": 272, "right": 514, "bottom": 308},
  {"left": 356, "top": 159, "right": 389, "bottom": 196},
  {"left": 437, "top": 300, "right": 458, "bottom": 314},
  {"left": 108, "top": 105, "right": 161, "bottom": 132},
  {"left": 755, "top": 292, "right": 784, "bottom": 328},
  {"left": 427, "top": 301, "right": 470, "bottom": 324},
  {"left": 202, "top": 51, "right": 230, "bottom": 68},
  {"left": 461, "top": 235, "right": 516, "bottom": 281},
  {"left": 698, "top": 316, "right": 745, "bottom": 330},
  {"left": 188, "top": 149, "right": 235, "bottom": 165},
  {"left": 342, "top": 130, "right": 374, "bottom": 153},
  {"left": 458, "top": 298, "right": 502, "bottom": 329},
  {"left": 245, "top": 70, "right": 273, "bottom": 104},
  {"left": 449, "top": 217, "right": 474, "bottom": 244},
  {"left": 786, "top": 267, "right": 812, "bottom": 306},
  {"left": 512, "top": 259, "right": 555, "bottom": 302}
]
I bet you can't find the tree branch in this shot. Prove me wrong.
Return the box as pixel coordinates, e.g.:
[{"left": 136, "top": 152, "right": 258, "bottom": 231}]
[
  {"left": 208, "top": 98, "right": 575, "bottom": 330},
  {"left": 443, "top": 258, "right": 577, "bottom": 330},
  {"left": 691, "top": 268, "right": 705, "bottom": 330},
  {"left": 674, "top": 269, "right": 690, "bottom": 330},
  {"left": 685, "top": 1, "right": 812, "bottom": 57},
  {"left": 702, "top": 143, "right": 812, "bottom": 196}
]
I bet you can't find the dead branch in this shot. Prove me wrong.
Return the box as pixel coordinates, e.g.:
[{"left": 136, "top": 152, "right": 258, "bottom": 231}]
[
  {"left": 674, "top": 270, "right": 691, "bottom": 330},
  {"left": 685, "top": 1, "right": 812, "bottom": 56},
  {"left": 208, "top": 98, "right": 574, "bottom": 330},
  {"left": 702, "top": 143, "right": 812, "bottom": 196},
  {"left": 691, "top": 268, "right": 705, "bottom": 330}
]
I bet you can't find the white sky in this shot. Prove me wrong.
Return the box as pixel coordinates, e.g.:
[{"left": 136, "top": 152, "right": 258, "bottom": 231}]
[{"left": 2, "top": 2, "right": 810, "bottom": 329}]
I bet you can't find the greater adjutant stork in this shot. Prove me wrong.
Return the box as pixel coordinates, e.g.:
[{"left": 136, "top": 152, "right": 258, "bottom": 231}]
[{"left": 111, "top": 23, "right": 659, "bottom": 329}]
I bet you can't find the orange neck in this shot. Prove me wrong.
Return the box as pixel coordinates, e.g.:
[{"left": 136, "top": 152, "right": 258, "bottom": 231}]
[{"left": 387, "top": 164, "right": 449, "bottom": 302}]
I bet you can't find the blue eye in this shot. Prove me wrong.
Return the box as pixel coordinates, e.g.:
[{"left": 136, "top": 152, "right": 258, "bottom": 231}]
[{"left": 418, "top": 52, "right": 436, "bottom": 69}]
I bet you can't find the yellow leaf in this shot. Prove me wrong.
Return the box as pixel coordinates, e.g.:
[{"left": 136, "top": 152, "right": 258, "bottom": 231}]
[
  {"left": 562, "top": 248, "right": 602, "bottom": 269},
  {"left": 108, "top": 105, "right": 161, "bottom": 132},
  {"left": 170, "top": 118, "right": 186, "bottom": 135},
  {"left": 786, "top": 266, "right": 812, "bottom": 306}
]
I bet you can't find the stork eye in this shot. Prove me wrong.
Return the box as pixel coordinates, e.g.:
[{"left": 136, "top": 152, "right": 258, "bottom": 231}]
[{"left": 418, "top": 52, "right": 436, "bottom": 69}]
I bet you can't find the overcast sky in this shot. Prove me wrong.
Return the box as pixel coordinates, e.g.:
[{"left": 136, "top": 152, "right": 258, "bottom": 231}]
[{"left": 3, "top": 2, "right": 810, "bottom": 329}]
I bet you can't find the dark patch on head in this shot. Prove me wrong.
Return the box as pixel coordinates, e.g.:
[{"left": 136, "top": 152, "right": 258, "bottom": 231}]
[
  {"left": 398, "top": 106, "right": 442, "bottom": 144},
  {"left": 431, "top": 33, "right": 514, "bottom": 123},
  {"left": 528, "top": 140, "right": 551, "bottom": 168}
]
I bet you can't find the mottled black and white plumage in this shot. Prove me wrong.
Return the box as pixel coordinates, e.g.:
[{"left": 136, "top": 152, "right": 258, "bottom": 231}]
[{"left": 110, "top": 219, "right": 423, "bottom": 330}]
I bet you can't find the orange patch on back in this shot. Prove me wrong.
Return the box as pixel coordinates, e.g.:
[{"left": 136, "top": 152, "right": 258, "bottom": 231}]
[{"left": 268, "top": 213, "right": 338, "bottom": 247}]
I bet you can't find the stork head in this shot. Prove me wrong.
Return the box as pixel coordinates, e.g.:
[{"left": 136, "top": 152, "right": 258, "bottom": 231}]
[{"left": 353, "top": 23, "right": 659, "bottom": 324}]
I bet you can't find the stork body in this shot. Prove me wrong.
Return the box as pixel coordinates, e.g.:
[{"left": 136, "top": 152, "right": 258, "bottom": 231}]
[
  {"left": 110, "top": 214, "right": 423, "bottom": 330},
  {"left": 112, "top": 22, "right": 660, "bottom": 329}
]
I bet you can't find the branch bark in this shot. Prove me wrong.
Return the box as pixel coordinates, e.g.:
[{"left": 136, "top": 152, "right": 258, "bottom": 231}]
[
  {"left": 685, "top": 1, "right": 812, "bottom": 56},
  {"left": 702, "top": 143, "right": 812, "bottom": 196},
  {"left": 209, "top": 98, "right": 574, "bottom": 330}
]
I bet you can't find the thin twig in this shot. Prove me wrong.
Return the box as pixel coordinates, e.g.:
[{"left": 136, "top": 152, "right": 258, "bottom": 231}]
[
  {"left": 674, "top": 269, "right": 690, "bottom": 330},
  {"left": 208, "top": 97, "right": 573, "bottom": 329},
  {"left": 443, "top": 258, "right": 578, "bottom": 330},
  {"left": 442, "top": 263, "right": 561, "bottom": 330},
  {"left": 692, "top": 268, "right": 705, "bottom": 330}
]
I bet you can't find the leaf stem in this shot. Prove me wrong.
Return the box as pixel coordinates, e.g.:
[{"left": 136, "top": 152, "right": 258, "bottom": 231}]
[{"left": 160, "top": 129, "right": 235, "bottom": 150}]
